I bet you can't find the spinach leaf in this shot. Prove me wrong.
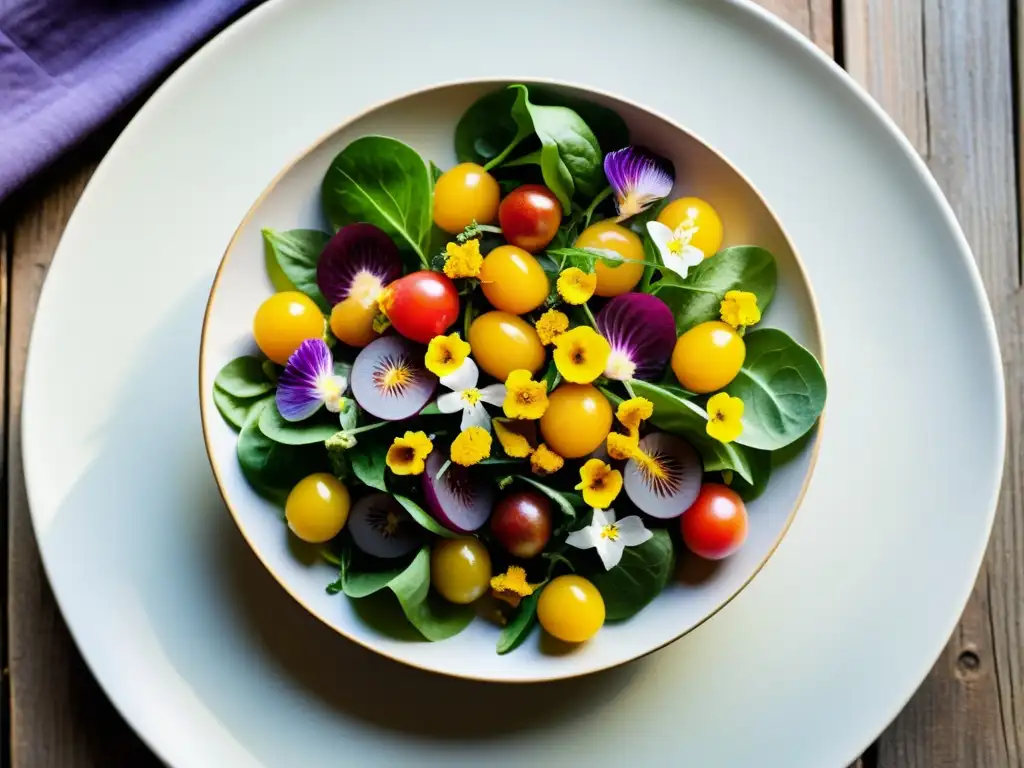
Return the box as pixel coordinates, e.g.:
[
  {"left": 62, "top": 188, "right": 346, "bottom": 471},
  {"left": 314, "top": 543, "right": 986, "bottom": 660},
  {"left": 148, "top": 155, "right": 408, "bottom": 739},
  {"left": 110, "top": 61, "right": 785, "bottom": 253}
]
[
  {"left": 392, "top": 493, "right": 458, "bottom": 539},
  {"left": 529, "top": 87, "right": 629, "bottom": 156},
  {"left": 349, "top": 436, "right": 389, "bottom": 491},
  {"left": 236, "top": 403, "right": 326, "bottom": 503},
  {"left": 430, "top": 161, "right": 444, "bottom": 184},
  {"left": 651, "top": 246, "right": 777, "bottom": 333},
  {"left": 213, "top": 388, "right": 271, "bottom": 431},
  {"left": 344, "top": 566, "right": 405, "bottom": 599},
  {"left": 497, "top": 591, "right": 540, "bottom": 655},
  {"left": 261, "top": 228, "right": 331, "bottom": 312},
  {"left": 727, "top": 446, "right": 772, "bottom": 501},
  {"left": 389, "top": 547, "right": 475, "bottom": 641},
  {"left": 321, "top": 136, "right": 432, "bottom": 265},
  {"left": 541, "top": 358, "right": 561, "bottom": 391},
  {"left": 215, "top": 356, "right": 275, "bottom": 399},
  {"left": 548, "top": 246, "right": 658, "bottom": 275},
  {"left": 513, "top": 476, "right": 578, "bottom": 523},
  {"left": 724, "top": 329, "right": 826, "bottom": 451},
  {"left": 258, "top": 401, "right": 340, "bottom": 445},
  {"left": 590, "top": 530, "right": 675, "bottom": 620},
  {"left": 454, "top": 88, "right": 533, "bottom": 168}
]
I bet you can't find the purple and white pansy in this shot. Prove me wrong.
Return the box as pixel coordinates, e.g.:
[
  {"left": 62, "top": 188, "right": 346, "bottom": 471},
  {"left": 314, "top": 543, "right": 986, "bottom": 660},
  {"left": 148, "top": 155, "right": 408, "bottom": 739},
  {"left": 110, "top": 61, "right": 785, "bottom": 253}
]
[
  {"left": 276, "top": 338, "right": 348, "bottom": 421},
  {"left": 603, "top": 146, "right": 675, "bottom": 221}
]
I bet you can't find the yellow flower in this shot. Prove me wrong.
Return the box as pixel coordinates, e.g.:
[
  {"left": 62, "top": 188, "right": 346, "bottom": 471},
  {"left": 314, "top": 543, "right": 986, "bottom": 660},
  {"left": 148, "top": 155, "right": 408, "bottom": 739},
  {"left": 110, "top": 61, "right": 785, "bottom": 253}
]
[
  {"left": 450, "top": 426, "right": 492, "bottom": 467},
  {"left": 535, "top": 309, "right": 570, "bottom": 345},
  {"left": 616, "top": 397, "right": 654, "bottom": 431},
  {"left": 575, "top": 459, "right": 623, "bottom": 508},
  {"left": 530, "top": 443, "right": 564, "bottom": 475},
  {"left": 386, "top": 431, "right": 433, "bottom": 475},
  {"left": 503, "top": 369, "right": 549, "bottom": 420},
  {"left": 556, "top": 267, "right": 597, "bottom": 304},
  {"left": 607, "top": 431, "right": 641, "bottom": 461},
  {"left": 490, "top": 565, "right": 536, "bottom": 607},
  {"left": 705, "top": 392, "right": 744, "bottom": 443},
  {"left": 424, "top": 333, "right": 471, "bottom": 377},
  {"left": 719, "top": 290, "right": 761, "bottom": 329},
  {"left": 443, "top": 239, "right": 483, "bottom": 279},
  {"left": 492, "top": 418, "right": 537, "bottom": 458},
  {"left": 552, "top": 326, "right": 611, "bottom": 384}
]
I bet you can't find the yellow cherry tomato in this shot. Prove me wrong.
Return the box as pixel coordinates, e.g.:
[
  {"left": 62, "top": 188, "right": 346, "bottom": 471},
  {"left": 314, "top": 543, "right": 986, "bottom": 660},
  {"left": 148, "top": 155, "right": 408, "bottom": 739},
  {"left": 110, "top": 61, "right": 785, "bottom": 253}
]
[
  {"left": 433, "top": 162, "right": 501, "bottom": 234},
  {"left": 329, "top": 296, "right": 379, "bottom": 348},
  {"left": 537, "top": 575, "right": 605, "bottom": 643},
  {"left": 539, "top": 384, "right": 613, "bottom": 458},
  {"left": 671, "top": 321, "right": 745, "bottom": 393},
  {"left": 284, "top": 473, "right": 350, "bottom": 544},
  {"left": 431, "top": 537, "right": 492, "bottom": 604},
  {"left": 657, "top": 197, "right": 723, "bottom": 258},
  {"left": 253, "top": 291, "right": 325, "bottom": 365},
  {"left": 479, "top": 245, "right": 549, "bottom": 314},
  {"left": 468, "top": 311, "right": 546, "bottom": 380},
  {"left": 574, "top": 220, "right": 645, "bottom": 297}
]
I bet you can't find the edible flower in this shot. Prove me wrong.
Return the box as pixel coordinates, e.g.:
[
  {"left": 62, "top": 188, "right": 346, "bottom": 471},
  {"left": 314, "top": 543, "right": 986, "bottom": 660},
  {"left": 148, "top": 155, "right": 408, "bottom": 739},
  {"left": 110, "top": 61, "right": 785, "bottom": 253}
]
[
  {"left": 719, "top": 290, "right": 761, "bottom": 329},
  {"left": 706, "top": 392, "right": 744, "bottom": 443},
  {"left": 603, "top": 146, "right": 675, "bottom": 221},
  {"left": 616, "top": 397, "right": 654, "bottom": 432},
  {"left": 646, "top": 219, "right": 704, "bottom": 280},
  {"left": 503, "top": 370, "right": 549, "bottom": 420},
  {"left": 442, "top": 239, "right": 483, "bottom": 279},
  {"left": 386, "top": 431, "right": 433, "bottom": 475},
  {"left": 492, "top": 418, "right": 537, "bottom": 458},
  {"left": 450, "top": 426, "right": 492, "bottom": 467},
  {"left": 552, "top": 326, "right": 611, "bottom": 384},
  {"left": 566, "top": 507, "right": 653, "bottom": 571},
  {"left": 606, "top": 431, "right": 641, "bottom": 461},
  {"left": 575, "top": 459, "right": 623, "bottom": 508},
  {"left": 425, "top": 333, "right": 472, "bottom": 378},
  {"left": 435, "top": 357, "right": 506, "bottom": 431},
  {"left": 530, "top": 443, "right": 564, "bottom": 475},
  {"left": 595, "top": 292, "right": 677, "bottom": 381},
  {"left": 490, "top": 565, "right": 536, "bottom": 608},
  {"left": 556, "top": 267, "right": 597, "bottom": 304},
  {"left": 276, "top": 338, "right": 348, "bottom": 421},
  {"left": 535, "top": 309, "right": 570, "bottom": 345}
]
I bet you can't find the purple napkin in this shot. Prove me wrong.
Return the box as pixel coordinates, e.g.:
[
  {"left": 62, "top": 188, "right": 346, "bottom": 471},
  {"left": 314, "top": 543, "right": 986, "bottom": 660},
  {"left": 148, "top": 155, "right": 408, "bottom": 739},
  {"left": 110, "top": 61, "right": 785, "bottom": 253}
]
[{"left": 0, "top": 0, "right": 258, "bottom": 202}]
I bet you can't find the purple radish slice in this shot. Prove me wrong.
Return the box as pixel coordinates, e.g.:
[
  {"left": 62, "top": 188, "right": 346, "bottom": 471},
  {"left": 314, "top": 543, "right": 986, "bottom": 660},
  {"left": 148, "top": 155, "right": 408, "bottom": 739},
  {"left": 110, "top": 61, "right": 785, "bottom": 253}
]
[
  {"left": 349, "top": 493, "right": 420, "bottom": 559},
  {"left": 624, "top": 432, "right": 702, "bottom": 518},
  {"left": 422, "top": 451, "right": 495, "bottom": 533},
  {"left": 317, "top": 223, "right": 403, "bottom": 306},
  {"left": 595, "top": 292, "right": 677, "bottom": 381},
  {"left": 350, "top": 336, "right": 437, "bottom": 420}
]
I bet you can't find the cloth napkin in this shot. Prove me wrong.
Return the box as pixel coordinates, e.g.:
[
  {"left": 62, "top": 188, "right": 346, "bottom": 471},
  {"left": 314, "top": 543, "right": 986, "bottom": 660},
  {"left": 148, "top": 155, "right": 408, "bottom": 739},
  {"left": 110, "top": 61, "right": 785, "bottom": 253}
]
[{"left": 0, "top": 0, "right": 258, "bottom": 202}]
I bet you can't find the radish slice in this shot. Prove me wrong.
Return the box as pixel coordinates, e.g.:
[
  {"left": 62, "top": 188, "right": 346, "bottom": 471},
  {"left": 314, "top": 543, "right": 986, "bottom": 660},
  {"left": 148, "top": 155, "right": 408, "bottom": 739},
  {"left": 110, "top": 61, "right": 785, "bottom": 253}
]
[
  {"left": 624, "top": 432, "right": 702, "bottom": 518},
  {"left": 349, "top": 493, "right": 420, "bottom": 559},
  {"left": 422, "top": 451, "right": 495, "bottom": 533}
]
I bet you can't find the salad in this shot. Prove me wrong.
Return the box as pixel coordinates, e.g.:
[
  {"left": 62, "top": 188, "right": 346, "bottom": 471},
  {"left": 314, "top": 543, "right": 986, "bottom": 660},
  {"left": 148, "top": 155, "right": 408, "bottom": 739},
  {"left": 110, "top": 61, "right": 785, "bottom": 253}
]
[{"left": 211, "top": 83, "right": 826, "bottom": 654}]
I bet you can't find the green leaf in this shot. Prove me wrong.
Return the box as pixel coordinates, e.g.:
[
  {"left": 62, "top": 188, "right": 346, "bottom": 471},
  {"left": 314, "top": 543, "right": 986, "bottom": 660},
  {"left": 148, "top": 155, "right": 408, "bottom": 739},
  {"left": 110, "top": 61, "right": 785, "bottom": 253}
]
[
  {"left": 513, "top": 476, "right": 577, "bottom": 522},
  {"left": 541, "top": 358, "right": 561, "bottom": 391},
  {"left": 726, "top": 446, "right": 772, "bottom": 501},
  {"left": 590, "top": 530, "right": 675, "bottom": 621},
  {"left": 212, "top": 387, "right": 271, "bottom": 431},
  {"left": 548, "top": 246, "right": 658, "bottom": 275},
  {"left": 321, "top": 136, "right": 432, "bottom": 263},
  {"left": 344, "top": 567, "right": 405, "bottom": 599},
  {"left": 529, "top": 87, "right": 629, "bottom": 155},
  {"left": 261, "top": 229, "right": 331, "bottom": 312},
  {"left": 651, "top": 246, "right": 777, "bottom": 333},
  {"left": 430, "top": 161, "right": 444, "bottom": 184},
  {"left": 388, "top": 548, "right": 475, "bottom": 641},
  {"left": 392, "top": 493, "right": 458, "bottom": 539},
  {"left": 349, "top": 436, "right": 388, "bottom": 491},
  {"left": 724, "top": 329, "right": 826, "bottom": 451},
  {"left": 497, "top": 591, "right": 540, "bottom": 655},
  {"left": 236, "top": 403, "right": 326, "bottom": 504},
  {"left": 454, "top": 88, "right": 533, "bottom": 167},
  {"left": 337, "top": 397, "right": 359, "bottom": 432},
  {"left": 215, "top": 356, "right": 275, "bottom": 399},
  {"left": 257, "top": 401, "right": 340, "bottom": 445}
]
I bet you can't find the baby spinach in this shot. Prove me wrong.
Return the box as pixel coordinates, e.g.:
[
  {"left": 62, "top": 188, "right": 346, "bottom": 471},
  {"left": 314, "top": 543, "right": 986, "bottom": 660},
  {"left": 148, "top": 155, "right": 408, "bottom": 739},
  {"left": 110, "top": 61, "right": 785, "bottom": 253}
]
[
  {"left": 321, "top": 136, "right": 433, "bottom": 266},
  {"left": 590, "top": 530, "right": 675, "bottom": 621},
  {"left": 389, "top": 547, "right": 475, "bottom": 641},
  {"left": 724, "top": 329, "right": 826, "bottom": 451},
  {"left": 261, "top": 228, "right": 331, "bottom": 312},
  {"left": 392, "top": 493, "right": 458, "bottom": 539},
  {"left": 727, "top": 446, "right": 772, "bottom": 501},
  {"left": 548, "top": 246, "right": 659, "bottom": 275},
  {"left": 215, "top": 356, "right": 275, "bottom": 399},
  {"left": 455, "top": 88, "right": 532, "bottom": 168},
  {"left": 258, "top": 401, "right": 340, "bottom": 445},
  {"left": 236, "top": 403, "right": 326, "bottom": 504},
  {"left": 213, "top": 388, "right": 272, "bottom": 431},
  {"left": 651, "top": 246, "right": 777, "bottom": 333},
  {"left": 497, "top": 591, "right": 540, "bottom": 655},
  {"left": 349, "top": 436, "right": 388, "bottom": 491},
  {"left": 529, "top": 86, "right": 629, "bottom": 156}
]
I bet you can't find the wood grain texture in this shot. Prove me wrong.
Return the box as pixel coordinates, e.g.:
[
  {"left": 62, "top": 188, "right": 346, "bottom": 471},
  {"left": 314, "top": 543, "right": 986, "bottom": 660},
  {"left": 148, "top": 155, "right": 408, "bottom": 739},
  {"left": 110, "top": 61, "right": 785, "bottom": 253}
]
[
  {"left": 844, "top": 1, "right": 1024, "bottom": 766},
  {"left": 7, "top": 166, "right": 158, "bottom": 767},
  {"left": 754, "top": 0, "right": 834, "bottom": 54}
]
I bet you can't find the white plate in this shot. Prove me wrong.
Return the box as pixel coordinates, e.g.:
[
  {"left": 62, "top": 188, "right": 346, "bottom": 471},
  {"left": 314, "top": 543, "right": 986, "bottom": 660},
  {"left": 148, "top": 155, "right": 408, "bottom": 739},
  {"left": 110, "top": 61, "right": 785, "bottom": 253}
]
[{"left": 22, "top": 0, "right": 1003, "bottom": 765}]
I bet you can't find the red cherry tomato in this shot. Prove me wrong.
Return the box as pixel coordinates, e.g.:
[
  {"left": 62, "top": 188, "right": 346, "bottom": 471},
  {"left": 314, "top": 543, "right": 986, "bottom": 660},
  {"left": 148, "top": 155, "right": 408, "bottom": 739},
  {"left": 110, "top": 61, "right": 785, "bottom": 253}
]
[
  {"left": 383, "top": 271, "right": 459, "bottom": 343},
  {"left": 680, "top": 483, "right": 748, "bottom": 560},
  {"left": 498, "top": 184, "right": 563, "bottom": 253}
]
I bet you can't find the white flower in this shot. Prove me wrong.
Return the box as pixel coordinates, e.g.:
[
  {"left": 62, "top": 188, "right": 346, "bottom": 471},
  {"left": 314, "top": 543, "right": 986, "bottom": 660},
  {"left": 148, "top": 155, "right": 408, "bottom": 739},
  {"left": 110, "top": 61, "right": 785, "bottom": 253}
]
[
  {"left": 435, "top": 357, "right": 506, "bottom": 431},
  {"left": 566, "top": 507, "right": 653, "bottom": 570},
  {"left": 646, "top": 219, "right": 705, "bottom": 280}
]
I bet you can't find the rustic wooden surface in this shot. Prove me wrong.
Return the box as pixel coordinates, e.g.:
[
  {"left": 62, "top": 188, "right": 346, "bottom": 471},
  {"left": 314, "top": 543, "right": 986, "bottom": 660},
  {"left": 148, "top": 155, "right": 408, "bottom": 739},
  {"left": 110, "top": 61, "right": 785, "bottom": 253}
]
[{"left": 1, "top": 1, "right": 1020, "bottom": 765}]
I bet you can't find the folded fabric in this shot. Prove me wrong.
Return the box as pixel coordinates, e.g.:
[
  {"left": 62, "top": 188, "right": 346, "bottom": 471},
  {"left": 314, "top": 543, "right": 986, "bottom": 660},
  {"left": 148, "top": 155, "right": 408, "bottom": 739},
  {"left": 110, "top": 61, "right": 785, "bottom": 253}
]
[{"left": 0, "top": 0, "right": 258, "bottom": 201}]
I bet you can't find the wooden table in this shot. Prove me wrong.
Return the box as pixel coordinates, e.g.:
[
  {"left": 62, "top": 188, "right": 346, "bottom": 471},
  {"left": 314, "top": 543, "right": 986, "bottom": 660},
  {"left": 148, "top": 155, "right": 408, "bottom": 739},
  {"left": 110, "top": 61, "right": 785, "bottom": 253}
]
[{"left": 2, "top": 1, "right": 1021, "bottom": 765}]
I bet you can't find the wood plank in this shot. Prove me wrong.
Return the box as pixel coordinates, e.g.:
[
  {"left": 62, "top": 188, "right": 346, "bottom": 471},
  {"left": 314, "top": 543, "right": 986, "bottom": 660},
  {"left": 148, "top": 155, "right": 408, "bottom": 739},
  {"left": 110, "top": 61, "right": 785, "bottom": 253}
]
[
  {"left": 754, "top": 0, "right": 834, "bottom": 55},
  {"left": 844, "top": 1, "right": 1024, "bottom": 766},
  {"left": 7, "top": 166, "right": 158, "bottom": 767}
]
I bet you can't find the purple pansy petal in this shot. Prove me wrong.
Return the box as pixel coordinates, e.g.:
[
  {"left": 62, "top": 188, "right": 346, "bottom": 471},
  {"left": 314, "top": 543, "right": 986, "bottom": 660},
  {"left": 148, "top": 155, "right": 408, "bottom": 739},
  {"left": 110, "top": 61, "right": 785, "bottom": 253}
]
[
  {"left": 317, "top": 223, "right": 403, "bottom": 306},
  {"left": 276, "top": 338, "right": 334, "bottom": 421},
  {"left": 603, "top": 146, "right": 675, "bottom": 220},
  {"left": 596, "top": 293, "right": 677, "bottom": 380}
]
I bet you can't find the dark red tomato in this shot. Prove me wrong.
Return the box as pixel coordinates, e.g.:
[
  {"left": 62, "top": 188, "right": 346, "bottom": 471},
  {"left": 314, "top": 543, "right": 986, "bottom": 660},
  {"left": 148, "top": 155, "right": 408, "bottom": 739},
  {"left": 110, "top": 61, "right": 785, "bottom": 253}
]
[
  {"left": 384, "top": 271, "right": 459, "bottom": 343},
  {"left": 498, "top": 184, "right": 563, "bottom": 253},
  {"left": 680, "top": 483, "right": 748, "bottom": 560}
]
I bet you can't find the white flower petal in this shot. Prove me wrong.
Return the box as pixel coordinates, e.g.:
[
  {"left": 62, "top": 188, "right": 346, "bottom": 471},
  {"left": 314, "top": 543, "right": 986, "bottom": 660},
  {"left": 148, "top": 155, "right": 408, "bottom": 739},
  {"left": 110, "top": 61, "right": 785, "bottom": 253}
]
[
  {"left": 682, "top": 244, "right": 705, "bottom": 267},
  {"left": 436, "top": 391, "right": 464, "bottom": 413},
  {"left": 646, "top": 220, "right": 675, "bottom": 259},
  {"left": 566, "top": 525, "right": 600, "bottom": 550},
  {"left": 591, "top": 507, "right": 616, "bottom": 527},
  {"left": 595, "top": 537, "right": 625, "bottom": 570},
  {"left": 478, "top": 383, "right": 507, "bottom": 406},
  {"left": 440, "top": 357, "right": 479, "bottom": 392},
  {"left": 614, "top": 515, "right": 653, "bottom": 546},
  {"left": 661, "top": 251, "right": 693, "bottom": 281},
  {"left": 461, "top": 401, "right": 491, "bottom": 431}
]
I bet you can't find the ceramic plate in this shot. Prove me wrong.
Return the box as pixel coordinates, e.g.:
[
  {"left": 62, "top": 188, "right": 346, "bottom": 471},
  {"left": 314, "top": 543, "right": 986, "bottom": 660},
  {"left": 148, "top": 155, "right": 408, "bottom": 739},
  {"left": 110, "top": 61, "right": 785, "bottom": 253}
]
[{"left": 22, "top": 0, "right": 1003, "bottom": 765}]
